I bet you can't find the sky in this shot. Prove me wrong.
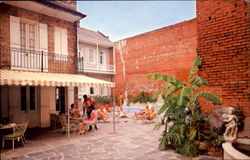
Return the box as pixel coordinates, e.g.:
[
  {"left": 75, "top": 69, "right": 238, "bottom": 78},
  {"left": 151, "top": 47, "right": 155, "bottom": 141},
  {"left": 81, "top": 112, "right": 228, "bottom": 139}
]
[{"left": 77, "top": 1, "right": 196, "bottom": 42}]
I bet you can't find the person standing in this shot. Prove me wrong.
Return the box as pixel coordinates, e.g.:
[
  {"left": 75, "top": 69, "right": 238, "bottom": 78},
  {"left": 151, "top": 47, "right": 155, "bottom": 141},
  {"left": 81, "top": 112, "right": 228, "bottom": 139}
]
[
  {"left": 83, "top": 94, "right": 97, "bottom": 131},
  {"left": 118, "top": 92, "right": 124, "bottom": 107}
]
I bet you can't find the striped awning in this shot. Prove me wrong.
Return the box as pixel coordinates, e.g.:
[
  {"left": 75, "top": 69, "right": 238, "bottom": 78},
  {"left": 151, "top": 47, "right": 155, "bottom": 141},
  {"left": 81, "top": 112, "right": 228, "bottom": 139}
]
[{"left": 0, "top": 69, "right": 115, "bottom": 87}]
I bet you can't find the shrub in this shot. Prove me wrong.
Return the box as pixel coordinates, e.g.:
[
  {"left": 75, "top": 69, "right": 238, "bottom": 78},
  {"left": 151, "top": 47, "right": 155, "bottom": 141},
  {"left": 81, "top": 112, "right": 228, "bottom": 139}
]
[
  {"left": 128, "top": 91, "right": 157, "bottom": 104},
  {"left": 92, "top": 96, "right": 112, "bottom": 103}
]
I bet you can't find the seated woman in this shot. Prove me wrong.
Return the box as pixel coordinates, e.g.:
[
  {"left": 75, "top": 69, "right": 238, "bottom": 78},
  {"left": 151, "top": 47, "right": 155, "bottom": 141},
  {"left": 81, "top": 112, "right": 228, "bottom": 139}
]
[
  {"left": 78, "top": 106, "right": 97, "bottom": 135},
  {"left": 135, "top": 104, "right": 150, "bottom": 119},
  {"left": 118, "top": 106, "right": 132, "bottom": 118},
  {"left": 97, "top": 106, "right": 110, "bottom": 123}
]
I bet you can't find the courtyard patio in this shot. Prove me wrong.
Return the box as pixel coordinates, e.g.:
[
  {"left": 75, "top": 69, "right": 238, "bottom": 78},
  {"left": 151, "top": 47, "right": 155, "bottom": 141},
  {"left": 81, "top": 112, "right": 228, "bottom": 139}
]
[{"left": 1, "top": 117, "right": 221, "bottom": 160}]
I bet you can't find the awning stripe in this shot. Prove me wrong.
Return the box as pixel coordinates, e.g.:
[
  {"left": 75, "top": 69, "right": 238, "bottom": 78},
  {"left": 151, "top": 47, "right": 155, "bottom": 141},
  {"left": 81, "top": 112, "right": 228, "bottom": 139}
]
[{"left": 0, "top": 70, "right": 115, "bottom": 88}]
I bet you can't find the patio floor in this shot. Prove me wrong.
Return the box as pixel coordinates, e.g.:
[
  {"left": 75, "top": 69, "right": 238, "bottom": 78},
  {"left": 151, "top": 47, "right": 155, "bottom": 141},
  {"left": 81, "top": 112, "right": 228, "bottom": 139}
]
[{"left": 1, "top": 117, "right": 222, "bottom": 160}]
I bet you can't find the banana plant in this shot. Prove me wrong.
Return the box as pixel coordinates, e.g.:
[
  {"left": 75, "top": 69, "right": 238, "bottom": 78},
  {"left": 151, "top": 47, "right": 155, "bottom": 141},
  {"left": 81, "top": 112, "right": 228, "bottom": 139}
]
[
  {"left": 149, "top": 56, "right": 222, "bottom": 156},
  {"left": 148, "top": 56, "right": 222, "bottom": 115}
]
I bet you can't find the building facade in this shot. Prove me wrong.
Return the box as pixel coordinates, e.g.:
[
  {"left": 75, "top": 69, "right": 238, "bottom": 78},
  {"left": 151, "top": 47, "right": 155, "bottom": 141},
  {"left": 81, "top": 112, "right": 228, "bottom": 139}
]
[
  {"left": 0, "top": 1, "right": 114, "bottom": 128},
  {"left": 77, "top": 27, "right": 115, "bottom": 97}
]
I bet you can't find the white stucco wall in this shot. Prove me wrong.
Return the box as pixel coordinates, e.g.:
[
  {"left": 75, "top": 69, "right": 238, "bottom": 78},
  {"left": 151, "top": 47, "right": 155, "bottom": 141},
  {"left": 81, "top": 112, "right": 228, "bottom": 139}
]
[{"left": 40, "top": 87, "right": 55, "bottom": 128}]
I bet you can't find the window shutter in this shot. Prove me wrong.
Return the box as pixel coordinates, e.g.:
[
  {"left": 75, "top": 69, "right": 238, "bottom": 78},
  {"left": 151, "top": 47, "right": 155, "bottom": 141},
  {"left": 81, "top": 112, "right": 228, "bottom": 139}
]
[
  {"left": 54, "top": 27, "right": 61, "bottom": 55},
  {"left": 9, "top": 16, "right": 21, "bottom": 49},
  {"left": 61, "top": 28, "right": 68, "bottom": 56},
  {"left": 39, "top": 23, "right": 48, "bottom": 52},
  {"left": 39, "top": 23, "right": 48, "bottom": 71}
]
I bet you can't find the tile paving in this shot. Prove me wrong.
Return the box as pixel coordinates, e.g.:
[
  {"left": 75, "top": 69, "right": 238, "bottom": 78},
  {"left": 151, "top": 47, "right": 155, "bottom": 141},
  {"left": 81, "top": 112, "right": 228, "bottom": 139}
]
[{"left": 1, "top": 118, "right": 222, "bottom": 160}]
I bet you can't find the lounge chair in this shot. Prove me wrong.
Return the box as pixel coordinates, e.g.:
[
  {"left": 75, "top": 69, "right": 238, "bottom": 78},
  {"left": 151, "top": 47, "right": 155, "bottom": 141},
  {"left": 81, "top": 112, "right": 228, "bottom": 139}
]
[{"left": 2, "top": 121, "right": 29, "bottom": 151}]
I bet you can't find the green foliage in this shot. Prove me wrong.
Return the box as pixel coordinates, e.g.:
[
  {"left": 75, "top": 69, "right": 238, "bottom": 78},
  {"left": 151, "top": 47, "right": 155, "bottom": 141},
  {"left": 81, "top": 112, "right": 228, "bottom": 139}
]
[
  {"left": 92, "top": 96, "right": 112, "bottom": 103},
  {"left": 195, "top": 92, "right": 222, "bottom": 105},
  {"left": 149, "top": 56, "right": 223, "bottom": 157},
  {"left": 128, "top": 91, "right": 157, "bottom": 104},
  {"left": 200, "top": 129, "right": 224, "bottom": 148}
]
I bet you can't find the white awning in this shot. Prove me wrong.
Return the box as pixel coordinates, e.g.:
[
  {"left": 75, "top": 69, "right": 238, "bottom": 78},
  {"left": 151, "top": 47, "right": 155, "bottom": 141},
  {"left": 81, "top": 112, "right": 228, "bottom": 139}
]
[{"left": 0, "top": 70, "right": 115, "bottom": 88}]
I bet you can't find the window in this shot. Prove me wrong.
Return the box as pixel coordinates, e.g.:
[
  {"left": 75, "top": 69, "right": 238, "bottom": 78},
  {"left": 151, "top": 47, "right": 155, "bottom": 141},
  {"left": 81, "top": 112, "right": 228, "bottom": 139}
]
[
  {"left": 21, "top": 87, "right": 26, "bottom": 111},
  {"left": 30, "top": 87, "right": 35, "bottom": 110},
  {"left": 99, "top": 51, "right": 103, "bottom": 64},
  {"left": 89, "top": 49, "right": 94, "bottom": 63},
  {"left": 90, "top": 87, "right": 94, "bottom": 95},
  {"left": 20, "top": 22, "right": 36, "bottom": 52},
  {"left": 56, "top": 87, "right": 65, "bottom": 113},
  {"left": 54, "top": 27, "right": 68, "bottom": 58}
]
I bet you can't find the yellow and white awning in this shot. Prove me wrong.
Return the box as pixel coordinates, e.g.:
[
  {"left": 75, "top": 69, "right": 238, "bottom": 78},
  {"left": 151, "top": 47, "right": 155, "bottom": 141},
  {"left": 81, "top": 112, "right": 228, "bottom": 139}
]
[{"left": 0, "top": 70, "right": 115, "bottom": 88}]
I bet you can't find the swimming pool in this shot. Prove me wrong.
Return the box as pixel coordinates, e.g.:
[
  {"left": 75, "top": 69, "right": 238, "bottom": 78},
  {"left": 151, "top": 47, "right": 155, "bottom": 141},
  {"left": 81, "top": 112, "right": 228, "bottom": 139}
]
[{"left": 123, "top": 107, "right": 159, "bottom": 114}]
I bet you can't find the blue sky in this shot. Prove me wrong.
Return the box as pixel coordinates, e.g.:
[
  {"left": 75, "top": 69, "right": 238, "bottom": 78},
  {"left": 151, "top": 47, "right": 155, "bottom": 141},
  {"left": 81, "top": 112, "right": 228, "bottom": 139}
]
[{"left": 77, "top": 1, "right": 196, "bottom": 41}]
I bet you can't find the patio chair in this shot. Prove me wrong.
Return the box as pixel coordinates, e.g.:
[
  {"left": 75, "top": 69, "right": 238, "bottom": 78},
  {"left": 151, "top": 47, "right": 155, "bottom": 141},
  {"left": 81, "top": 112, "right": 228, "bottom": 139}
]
[
  {"left": 59, "top": 115, "right": 78, "bottom": 134},
  {"left": 21, "top": 120, "right": 29, "bottom": 144},
  {"left": 50, "top": 113, "right": 61, "bottom": 129},
  {"left": 2, "top": 121, "right": 28, "bottom": 151}
]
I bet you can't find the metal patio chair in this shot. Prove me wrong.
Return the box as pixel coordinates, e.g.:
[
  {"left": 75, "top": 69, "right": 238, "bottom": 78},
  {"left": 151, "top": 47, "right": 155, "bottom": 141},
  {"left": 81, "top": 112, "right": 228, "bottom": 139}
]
[{"left": 2, "top": 121, "right": 29, "bottom": 151}]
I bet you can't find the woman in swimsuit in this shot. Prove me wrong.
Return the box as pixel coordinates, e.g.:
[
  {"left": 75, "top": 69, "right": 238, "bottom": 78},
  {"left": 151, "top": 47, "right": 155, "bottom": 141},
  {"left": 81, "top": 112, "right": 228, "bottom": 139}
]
[{"left": 79, "top": 105, "right": 97, "bottom": 135}]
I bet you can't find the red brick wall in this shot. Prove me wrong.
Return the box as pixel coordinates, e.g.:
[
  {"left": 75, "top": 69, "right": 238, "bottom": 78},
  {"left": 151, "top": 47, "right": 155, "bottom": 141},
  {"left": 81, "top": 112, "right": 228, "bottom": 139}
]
[
  {"left": 113, "top": 19, "right": 197, "bottom": 97},
  {"left": 196, "top": 0, "right": 250, "bottom": 115},
  {"left": 0, "top": 3, "right": 77, "bottom": 74}
]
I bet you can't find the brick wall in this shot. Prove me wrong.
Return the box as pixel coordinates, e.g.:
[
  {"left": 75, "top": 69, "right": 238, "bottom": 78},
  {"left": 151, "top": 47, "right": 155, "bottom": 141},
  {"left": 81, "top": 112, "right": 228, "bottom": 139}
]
[
  {"left": 196, "top": 0, "right": 250, "bottom": 116},
  {"left": 0, "top": 3, "right": 77, "bottom": 74},
  {"left": 113, "top": 19, "right": 197, "bottom": 97}
]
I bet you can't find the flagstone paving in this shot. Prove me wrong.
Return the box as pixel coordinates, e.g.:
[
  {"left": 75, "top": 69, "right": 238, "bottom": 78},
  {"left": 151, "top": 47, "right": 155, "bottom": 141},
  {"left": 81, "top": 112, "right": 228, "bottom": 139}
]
[{"left": 1, "top": 118, "right": 222, "bottom": 160}]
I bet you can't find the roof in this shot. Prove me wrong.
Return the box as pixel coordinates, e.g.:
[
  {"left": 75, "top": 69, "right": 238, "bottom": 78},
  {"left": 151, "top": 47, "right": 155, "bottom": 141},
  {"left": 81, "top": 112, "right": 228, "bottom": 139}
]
[
  {"left": 0, "top": 70, "right": 115, "bottom": 88},
  {"left": 36, "top": 1, "right": 86, "bottom": 18},
  {"left": 78, "top": 27, "right": 113, "bottom": 46}
]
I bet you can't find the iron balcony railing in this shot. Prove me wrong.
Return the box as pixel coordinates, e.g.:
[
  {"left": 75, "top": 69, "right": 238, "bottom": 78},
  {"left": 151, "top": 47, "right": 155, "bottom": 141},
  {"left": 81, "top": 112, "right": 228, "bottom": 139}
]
[
  {"left": 0, "top": 47, "right": 83, "bottom": 73},
  {"left": 77, "top": 59, "right": 115, "bottom": 74}
]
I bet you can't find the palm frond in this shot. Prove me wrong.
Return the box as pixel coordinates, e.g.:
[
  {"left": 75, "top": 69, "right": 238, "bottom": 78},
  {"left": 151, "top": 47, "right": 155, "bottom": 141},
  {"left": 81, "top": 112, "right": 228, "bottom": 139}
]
[
  {"left": 177, "top": 87, "right": 192, "bottom": 106},
  {"left": 164, "top": 86, "right": 182, "bottom": 99},
  {"left": 189, "top": 76, "right": 207, "bottom": 87},
  {"left": 148, "top": 74, "right": 183, "bottom": 86},
  {"left": 195, "top": 92, "right": 222, "bottom": 105},
  {"left": 158, "top": 95, "right": 179, "bottom": 114},
  {"left": 159, "top": 134, "right": 168, "bottom": 150},
  {"left": 188, "top": 56, "right": 202, "bottom": 78}
]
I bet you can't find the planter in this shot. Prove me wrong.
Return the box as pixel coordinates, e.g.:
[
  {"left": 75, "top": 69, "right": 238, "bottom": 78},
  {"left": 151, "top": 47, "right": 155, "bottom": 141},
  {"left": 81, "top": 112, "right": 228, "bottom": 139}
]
[{"left": 222, "top": 138, "right": 250, "bottom": 160}]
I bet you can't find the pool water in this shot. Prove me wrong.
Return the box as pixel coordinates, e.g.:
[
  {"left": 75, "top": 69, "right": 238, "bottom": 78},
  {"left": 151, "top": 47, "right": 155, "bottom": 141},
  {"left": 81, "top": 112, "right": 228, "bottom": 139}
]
[{"left": 123, "top": 107, "right": 159, "bottom": 114}]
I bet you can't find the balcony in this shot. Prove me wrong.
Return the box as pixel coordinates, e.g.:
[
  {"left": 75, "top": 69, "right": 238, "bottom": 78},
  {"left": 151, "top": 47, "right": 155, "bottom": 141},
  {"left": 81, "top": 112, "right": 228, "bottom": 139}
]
[
  {"left": 0, "top": 47, "right": 78, "bottom": 73},
  {"left": 77, "top": 60, "right": 115, "bottom": 74}
]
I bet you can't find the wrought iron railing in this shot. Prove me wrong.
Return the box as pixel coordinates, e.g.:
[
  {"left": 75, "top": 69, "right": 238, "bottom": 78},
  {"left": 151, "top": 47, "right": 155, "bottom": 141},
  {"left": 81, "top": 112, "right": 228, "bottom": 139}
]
[
  {"left": 77, "top": 59, "right": 115, "bottom": 74},
  {"left": 0, "top": 47, "right": 79, "bottom": 73}
]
